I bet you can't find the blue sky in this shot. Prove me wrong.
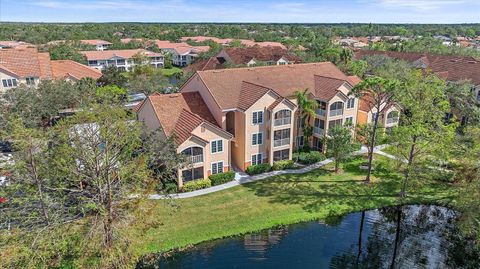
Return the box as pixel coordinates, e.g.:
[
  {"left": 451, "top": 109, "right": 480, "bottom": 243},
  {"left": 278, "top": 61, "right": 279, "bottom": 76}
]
[{"left": 0, "top": 0, "right": 478, "bottom": 23}]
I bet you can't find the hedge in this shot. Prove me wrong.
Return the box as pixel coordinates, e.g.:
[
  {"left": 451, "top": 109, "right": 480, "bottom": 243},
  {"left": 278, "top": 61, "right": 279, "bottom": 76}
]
[
  {"left": 293, "top": 151, "right": 326, "bottom": 165},
  {"left": 163, "top": 182, "right": 178, "bottom": 194},
  {"left": 182, "top": 178, "right": 211, "bottom": 192},
  {"left": 246, "top": 163, "right": 272, "bottom": 175},
  {"left": 209, "top": 171, "right": 235, "bottom": 186},
  {"left": 272, "top": 160, "right": 295, "bottom": 171}
]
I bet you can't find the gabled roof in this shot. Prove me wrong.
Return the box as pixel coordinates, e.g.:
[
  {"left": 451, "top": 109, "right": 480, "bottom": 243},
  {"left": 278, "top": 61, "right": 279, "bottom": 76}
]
[
  {"left": 184, "top": 57, "right": 225, "bottom": 72},
  {"left": 142, "top": 92, "right": 230, "bottom": 145},
  {"left": 81, "top": 49, "right": 162, "bottom": 61},
  {"left": 155, "top": 40, "right": 210, "bottom": 55},
  {"left": 51, "top": 60, "right": 102, "bottom": 80},
  {"left": 221, "top": 47, "right": 302, "bottom": 65},
  {"left": 237, "top": 81, "right": 275, "bottom": 111},
  {"left": 314, "top": 75, "right": 349, "bottom": 101},
  {"left": 0, "top": 48, "right": 52, "bottom": 79},
  {"left": 190, "top": 62, "right": 349, "bottom": 111}
]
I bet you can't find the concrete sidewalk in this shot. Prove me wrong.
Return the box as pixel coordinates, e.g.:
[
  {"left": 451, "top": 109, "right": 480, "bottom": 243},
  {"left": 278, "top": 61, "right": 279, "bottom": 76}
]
[{"left": 148, "top": 144, "right": 391, "bottom": 200}]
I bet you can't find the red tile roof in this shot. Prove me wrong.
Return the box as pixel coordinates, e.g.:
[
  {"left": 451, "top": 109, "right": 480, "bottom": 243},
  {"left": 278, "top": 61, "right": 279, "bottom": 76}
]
[
  {"left": 314, "top": 75, "right": 348, "bottom": 101},
  {"left": 80, "top": 39, "right": 113, "bottom": 46},
  {"left": 143, "top": 92, "right": 229, "bottom": 144},
  {"left": 51, "top": 60, "right": 102, "bottom": 80},
  {"left": 0, "top": 48, "right": 52, "bottom": 79},
  {"left": 184, "top": 57, "right": 225, "bottom": 72},
  {"left": 221, "top": 47, "right": 302, "bottom": 65},
  {"left": 155, "top": 40, "right": 210, "bottom": 55},
  {"left": 81, "top": 49, "right": 162, "bottom": 61},
  {"left": 191, "top": 62, "right": 349, "bottom": 110}
]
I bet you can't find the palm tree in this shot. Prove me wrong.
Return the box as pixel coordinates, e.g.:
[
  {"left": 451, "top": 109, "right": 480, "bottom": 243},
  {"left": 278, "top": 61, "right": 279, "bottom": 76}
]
[
  {"left": 294, "top": 89, "right": 318, "bottom": 150},
  {"left": 340, "top": 48, "right": 353, "bottom": 67}
]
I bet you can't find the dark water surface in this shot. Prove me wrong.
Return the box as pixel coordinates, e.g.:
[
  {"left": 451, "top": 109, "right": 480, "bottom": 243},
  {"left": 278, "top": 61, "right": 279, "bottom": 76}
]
[{"left": 138, "top": 205, "right": 478, "bottom": 269}]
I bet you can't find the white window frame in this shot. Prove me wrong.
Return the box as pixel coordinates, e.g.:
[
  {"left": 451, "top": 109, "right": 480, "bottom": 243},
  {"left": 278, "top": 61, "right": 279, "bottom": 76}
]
[
  {"left": 211, "top": 139, "right": 223, "bottom": 154},
  {"left": 252, "top": 132, "right": 263, "bottom": 146},
  {"left": 347, "top": 98, "right": 355, "bottom": 109},
  {"left": 252, "top": 110, "right": 264, "bottom": 125},
  {"left": 251, "top": 153, "right": 263, "bottom": 166},
  {"left": 211, "top": 161, "right": 224, "bottom": 175},
  {"left": 2, "top": 78, "right": 17, "bottom": 88},
  {"left": 345, "top": 117, "right": 353, "bottom": 125}
]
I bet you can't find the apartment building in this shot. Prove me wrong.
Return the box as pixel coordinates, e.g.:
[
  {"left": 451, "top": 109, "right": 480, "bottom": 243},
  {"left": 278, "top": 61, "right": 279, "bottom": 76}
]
[
  {"left": 136, "top": 63, "right": 401, "bottom": 185},
  {"left": 0, "top": 48, "right": 101, "bottom": 93},
  {"left": 82, "top": 49, "right": 164, "bottom": 71},
  {"left": 155, "top": 40, "right": 210, "bottom": 66},
  {"left": 80, "top": 39, "right": 113, "bottom": 51}
]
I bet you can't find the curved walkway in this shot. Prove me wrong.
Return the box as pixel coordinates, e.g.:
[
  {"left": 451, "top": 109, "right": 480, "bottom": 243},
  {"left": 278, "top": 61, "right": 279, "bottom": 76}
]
[{"left": 148, "top": 144, "right": 391, "bottom": 200}]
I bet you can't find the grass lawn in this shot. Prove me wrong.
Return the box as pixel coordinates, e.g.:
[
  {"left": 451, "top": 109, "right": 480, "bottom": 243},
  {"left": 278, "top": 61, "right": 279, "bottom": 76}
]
[
  {"left": 128, "top": 155, "right": 458, "bottom": 259},
  {"left": 160, "top": 67, "right": 182, "bottom": 77}
]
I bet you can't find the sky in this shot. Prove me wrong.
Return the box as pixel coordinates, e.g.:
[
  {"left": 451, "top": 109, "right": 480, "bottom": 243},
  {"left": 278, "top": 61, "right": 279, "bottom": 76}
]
[{"left": 0, "top": 0, "right": 479, "bottom": 23}]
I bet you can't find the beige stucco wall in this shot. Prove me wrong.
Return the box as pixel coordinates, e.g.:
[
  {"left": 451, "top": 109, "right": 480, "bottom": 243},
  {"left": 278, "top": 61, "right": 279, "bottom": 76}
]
[
  {"left": 0, "top": 71, "right": 34, "bottom": 93},
  {"left": 137, "top": 99, "right": 163, "bottom": 133},
  {"left": 181, "top": 74, "right": 224, "bottom": 126},
  {"left": 191, "top": 123, "right": 231, "bottom": 175},
  {"left": 231, "top": 111, "right": 247, "bottom": 170}
]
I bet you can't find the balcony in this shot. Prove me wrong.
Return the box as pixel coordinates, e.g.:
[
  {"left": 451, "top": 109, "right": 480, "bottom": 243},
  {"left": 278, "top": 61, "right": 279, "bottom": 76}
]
[
  {"left": 329, "top": 109, "right": 343, "bottom": 117},
  {"left": 313, "top": 127, "right": 324, "bottom": 135},
  {"left": 274, "top": 117, "right": 291, "bottom": 126},
  {"left": 274, "top": 138, "right": 291, "bottom": 147},
  {"left": 316, "top": 109, "right": 326, "bottom": 116},
  {"left": 188, "top": 154, "right": 204, "bottom": 164}
]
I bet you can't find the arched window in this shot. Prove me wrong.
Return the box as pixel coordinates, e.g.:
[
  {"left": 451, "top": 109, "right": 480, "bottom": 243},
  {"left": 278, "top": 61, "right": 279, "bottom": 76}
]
[
  {"left": 181, "top": 146, "right": 203, "bottom": 163},
  {"left": 387, "top": 111, "right": 399, "bottom": 124},
  {"left": 329, "top": 102, "right": 344, "bottom": 116},
  {"left": 274, "top": 109, "right": 292, "bottom": 126}
]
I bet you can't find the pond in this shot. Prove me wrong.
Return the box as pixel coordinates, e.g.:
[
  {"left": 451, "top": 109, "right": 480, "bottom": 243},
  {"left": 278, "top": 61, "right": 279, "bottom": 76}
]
[{"left": 137, "top": 205, "right": 478, "bottom": 269}]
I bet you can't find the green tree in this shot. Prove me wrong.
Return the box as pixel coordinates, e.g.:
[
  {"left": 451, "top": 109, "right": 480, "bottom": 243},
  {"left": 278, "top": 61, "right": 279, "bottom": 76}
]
[
  {"left": 351, "top": 76, "right": 399, "bottom": 183},
  {"left": 326, "top": 125, "right": 354, "bottom": 173},
  {"left": 347, "top": 60, "right": 368, "bottom": 77},
  {"left": 97, "top": 66, "right": 128, "bottom": 88},
  {"left": 48, "top": 43, "right": 87, "bottom": 64},
  {"left": 294, "top": 89, "right": 318, "bottom": 149}
]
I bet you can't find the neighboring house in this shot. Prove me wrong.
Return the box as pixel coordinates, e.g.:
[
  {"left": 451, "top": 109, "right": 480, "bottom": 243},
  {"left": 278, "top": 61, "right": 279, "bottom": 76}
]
[
  {"left": 81, "top": 49, "right": 164, "bottom": 71},
  {"left": 155, "top": 40, "right": 210, "bottom": 66},
  {"left": 180, "top": 36, "right": 287, "bottom": 49},
  {"left": 0, "top": 41, "right": 33, "bottom": 49},
  {"left": 354, "top": 50, "right": 480, "bottom": 105},
  {"left": 185, "top": 46, "right": 302, "bottom": 72},
  {"left": 80, "top": 39, "right": 113, "bottom": 51},
  {"left": 0, "top": 48, "right": 100, "bottom": 93},
  {"left": 136, "top": 92, "right": 233, "bottom": 187},
  {"left": 178, "top": 63, "right": 361, "bottom": 171}
]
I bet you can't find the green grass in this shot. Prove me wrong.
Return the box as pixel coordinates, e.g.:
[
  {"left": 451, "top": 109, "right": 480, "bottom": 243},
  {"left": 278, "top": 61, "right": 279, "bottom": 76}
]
[
  {"left": 160, "top": 67, "right": 182, "bottom": 77},
  {"left": 129, "top": 155, "right": 458, "bottom": 258}
]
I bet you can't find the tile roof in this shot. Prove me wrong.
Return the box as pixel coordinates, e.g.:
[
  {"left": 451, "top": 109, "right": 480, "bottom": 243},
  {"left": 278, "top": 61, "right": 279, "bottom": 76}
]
[
  {"left": 0, "top": 41, "right": 34, "bottom": 49},
  {"left": 191, "top": 62, "right": 349, "bottom": 110},
  {"left": 81, "top": 49, "right": 162, "bottom": 61},
  {"left": 155, "top": 40, "right": 210, "bottom": 55},
  {"left": 314, "top": 75, "right": 348, "bottom": 100},
  {"left": 0, "top": 48, "right": 52, "bottom": 79},
  {"left": 184, "top": 57, "right": 225, "bottom": 72},
  {"left": 51, "top": 60, "right": 102, "bottom": 80},
  {"left": 354, "top": 50, "right": 480, "bottom": 85},
  {"left": 237, "top": 82, "right": 274, "bottom": 111},
  {"left": 80, "top": 39, "right": 113, "bottom": 46},
  {"left": 144, "top": 92, "right": 227, "bottom": 144},
  {"left": 179, "top": 36, "right": 286, "bottom": 49},
  {"left": 221, "top": 47, "right": 302, "bottom": 65}
]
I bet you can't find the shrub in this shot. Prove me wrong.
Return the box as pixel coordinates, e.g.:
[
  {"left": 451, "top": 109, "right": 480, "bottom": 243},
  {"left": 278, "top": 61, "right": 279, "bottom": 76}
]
[
  {"left": 293, "top": 151, "right": 326, "bottom": 165},
  {"left": 272, "top": 160, "right": 295, "bottom": 171},
  {"left": 246, "top": 163, "right": 272, "bottom": 175},
  {"left": 209, "top": 171, "right": 235, "bottom": 186},
  {"left": 182, "top": 178, "right": 211, "bottom": 192},
  {"left": 163, "top": 182, "right": 178, "bottom": 194}
]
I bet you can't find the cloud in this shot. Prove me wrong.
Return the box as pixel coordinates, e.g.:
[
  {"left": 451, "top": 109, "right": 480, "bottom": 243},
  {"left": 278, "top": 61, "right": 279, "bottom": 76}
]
[
  {"left": 32, "top": 0, "right": 186, "bottom": 10},
  {"left": 375, "top": 0, "right": 469, "bottom": 10}
]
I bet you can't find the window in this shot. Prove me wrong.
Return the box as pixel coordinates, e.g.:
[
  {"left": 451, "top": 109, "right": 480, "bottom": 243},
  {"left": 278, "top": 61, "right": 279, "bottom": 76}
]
[
  {"left": 297, "top": 136, "right": 304, "bottom": 147},
  {"left": 211, "top": 140, "right": 223, "bottom": 153},
  {"left": 345, "top": 117, "right": 353, "bottom": 125},
  {"left": 314, "top": 118, "right": 325, "bottom": 129},
  {"left": 273, "top": 149, "right": 290, "bottom": 162},
  {"left": 477, "top": 90, "right": 480, "bottom": 102},
  {"left": 107, "top": 60, "right": 115, "bottom": 65},
  {"left": 252, "top": 111, "right": 264, "bottom": 124},
  {"left": 274, "top": 129, "right": 291, "bottom": 147},
  {"left": 88, "top": 60, "right": 98, "bottom": 65},
  {"left": 313, "top": 137, "right": 323, "bottom": 151},
  {"left": 387, "top": 111, "right": 399, "bottom": 124},
  {"left": 26, "top": 77, "right": 35, "bottom": 85},
  {"left": 182, "top": 167, "right": 204, "bottom": 182},
  {"left": 347, "top": 98, "right": 355, "bottom": 109},
  {"left": 329, "top": 102, "right": 344, "bottom": 116},
  {"left": 2, "top": 78, "right": 17, "bottom": 88},
  {"left": 328, "top": 119, "right": 343, "bottom": 129},
  {"left": 116, "top": 59, "right": 126, "bottom": 65},
  {"left": 371, "top": 112, "right": 378, "bottom": 122},
  {"left": 211, "top": 161, "right": 224, "bottom": 174},
  {"left": 252, "top": 133, "right": 263, "bottom": 146},
  {"left": 252, "top": 154, "right": 263, "bottom": 165}
]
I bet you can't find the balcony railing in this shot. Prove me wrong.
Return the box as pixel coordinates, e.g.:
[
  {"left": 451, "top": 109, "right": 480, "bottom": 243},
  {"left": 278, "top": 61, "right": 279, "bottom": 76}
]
[
  {"left": 316, "top": 109, "right": 326, "bottom": 116},
  {"left": 329, "top": 109, "right": 343, "bottom": 117},
  {"left": 274, "top": 117, "right": 291, "bottom": 126},
  {"left": 313, "top": 127, "right": 324, "bottom": 135},
  {"left": 188, "top": 154, "right": 204, "bottom": 164},
  {"left": 386, "top": 118, "right": 399, "bottom": 124},
  {"left": 274, "top": 138, "right": 291, "bottom": 147}
]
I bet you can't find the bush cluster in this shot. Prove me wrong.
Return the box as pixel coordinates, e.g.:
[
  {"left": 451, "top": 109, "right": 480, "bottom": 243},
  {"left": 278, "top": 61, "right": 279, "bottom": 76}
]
[
  {"left": 182, "top": 178, "right": 212, "bottom": 192},
  {"left": 293, "top": 151, "right": 326, "bottom": 165},
  {"left": 246, "top": 163, "right": 272, "bottom": 175},
  {"left": 209, "top": 171, "right": 235, "bottom": 186},
  {"left": 272, "top": 160, "right": 295, "bottom": 171},
  {"left": 163, "top": 182, "right": 178, "bottom": 194}
]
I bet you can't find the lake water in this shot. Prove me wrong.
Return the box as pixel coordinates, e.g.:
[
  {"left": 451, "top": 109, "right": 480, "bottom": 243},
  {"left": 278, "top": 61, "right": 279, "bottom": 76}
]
[{"left": 138, "top": 205, "right": 478, "bottom": 269}]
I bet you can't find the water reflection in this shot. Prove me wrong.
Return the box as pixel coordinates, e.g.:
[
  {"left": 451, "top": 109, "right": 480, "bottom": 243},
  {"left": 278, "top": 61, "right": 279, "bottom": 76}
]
[{"left": 138, "top": 205, "right": 479, "bottom": 269}]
